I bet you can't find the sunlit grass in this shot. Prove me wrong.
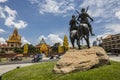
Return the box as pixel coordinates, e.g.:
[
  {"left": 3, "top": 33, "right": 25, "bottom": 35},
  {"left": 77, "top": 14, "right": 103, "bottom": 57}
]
[{"left": 2, "top": 61, "right": 120, "bottom": 80}]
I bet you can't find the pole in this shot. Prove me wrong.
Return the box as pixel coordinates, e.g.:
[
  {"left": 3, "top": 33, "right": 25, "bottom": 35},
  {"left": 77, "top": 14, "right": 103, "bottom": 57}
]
[
  {"left": 86, "top": 6, "right": 89, "bottom": 13},
  {"left": 75, "top": 9, "right": 80, "bottom": 15}
]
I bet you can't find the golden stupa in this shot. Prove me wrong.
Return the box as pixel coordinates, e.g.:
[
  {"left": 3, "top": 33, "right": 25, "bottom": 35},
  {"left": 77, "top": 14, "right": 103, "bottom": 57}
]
[{"left": 6, "top": 28, "right": 21, "bottom": 48}]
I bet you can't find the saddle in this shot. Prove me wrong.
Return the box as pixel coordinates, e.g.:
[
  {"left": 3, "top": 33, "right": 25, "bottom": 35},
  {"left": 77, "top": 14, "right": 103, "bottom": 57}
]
[
  {"left": 80, "top": 23, "right": 89, "bottom": 29},
  {"left": 70, "top": 30, "right": 78, "bottom": 38},
  {"left": 71, "top": 30, "right": 77, "bottom": 33}
]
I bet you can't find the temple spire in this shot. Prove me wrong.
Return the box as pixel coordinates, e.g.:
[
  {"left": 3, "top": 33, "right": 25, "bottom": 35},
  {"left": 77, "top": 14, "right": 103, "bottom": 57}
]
[
  {"left": 40, "top": 38, "right": 46, "bottom": 44},
  {"left": 13, "top": 28, "right": 18, "bottom": 36},
  {"left": 6, "top": 28, "right": 21, "bottom": 48}
]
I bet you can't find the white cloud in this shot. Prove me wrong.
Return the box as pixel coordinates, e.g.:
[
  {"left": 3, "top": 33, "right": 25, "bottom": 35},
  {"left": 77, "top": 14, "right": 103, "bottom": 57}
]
[
  {"left": 38, "top": 33, "right": 63, "bottom": 45},
  {"left": 0, "top": 0, "right": 7, "bottom": 3},
  {"left": 39, "top": 34, "right": 63, "bottom": 45},
  {"left": 29, "top": 0, "right": 120, "bottom": 21},
  {"left": 0, "top": 37, "right": 6, "bottom": 44},
  {"left": 105, "top": 24, "right": 120, "bottom": 34},
  {"left": 21, "top": 37, "right": 31, "bottom": 45},
  {"left": 4, "top": 16, "right": 14, "bottom": 27},
  {"left": 0, "top": 5, "right": 27, "bottom": 29},
  {"left": 13, "top": 20, "right": 28, "bottom": 29},
  {"left": 48, "top": 34, "right": 63, "bottom": 45},
  {"left": 115, "top": 10, "right": 120, "bottom": 20},
  {"left": 4, "top": 6, "right": 17, "bottom": 17},
  {"left": 39, "top": 35, "right": 47, "bottom": 41},
  {"left": 29, "top": 0, "right": 39, "bottom": 4},
  {"left": 80, "top": 0, "right": 120, "bottom": 22},
  {"left": 0, "top": 28, "right": 6, "bottom": 33},
  {"left": 0, "top": 6, "right": 6, "bottom": 19},
  {"left": 29, "top": 0, "right": 75, "bottom": 15}
]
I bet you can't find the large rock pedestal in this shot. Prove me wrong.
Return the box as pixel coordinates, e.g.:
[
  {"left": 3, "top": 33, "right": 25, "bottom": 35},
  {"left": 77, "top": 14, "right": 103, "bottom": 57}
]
[{"left": 53, "top": 47, "right": 110, "bottom": 74}]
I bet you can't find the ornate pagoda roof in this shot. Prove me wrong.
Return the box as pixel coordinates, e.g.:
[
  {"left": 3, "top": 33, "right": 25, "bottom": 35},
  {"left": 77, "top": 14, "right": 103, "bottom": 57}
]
[
  {"left": 36, "top": 38, "right": 50, "bottom": 47},
  {"left": 39, "top": 38, "right": 46, "bottom": 45},
  {"left": 6, "top": 28, "right": 21, "bottom": 43}
]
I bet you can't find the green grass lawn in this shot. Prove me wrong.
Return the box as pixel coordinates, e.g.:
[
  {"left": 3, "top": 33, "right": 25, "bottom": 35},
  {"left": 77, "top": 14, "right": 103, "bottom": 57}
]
[{"left": 2, "top": 61, "right": 120, "bottom": 80}]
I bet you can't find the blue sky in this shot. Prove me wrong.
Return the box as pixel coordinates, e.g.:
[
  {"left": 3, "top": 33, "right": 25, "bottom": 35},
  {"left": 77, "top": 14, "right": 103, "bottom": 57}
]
[{"left": 0, "top": 0, "right": 120, "bottom": 46}]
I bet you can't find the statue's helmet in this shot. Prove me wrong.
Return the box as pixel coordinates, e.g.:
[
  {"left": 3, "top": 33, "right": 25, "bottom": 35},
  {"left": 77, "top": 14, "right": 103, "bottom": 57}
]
[
  {"left": 81, "top": 8, "right": 85, "bottom": 12},
  {"left": 72, "top": 15, "right": 75, "bottom": 18}
]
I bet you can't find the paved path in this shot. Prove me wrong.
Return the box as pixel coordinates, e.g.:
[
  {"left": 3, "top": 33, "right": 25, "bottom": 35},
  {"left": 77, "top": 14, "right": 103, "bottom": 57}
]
[
  {"left": 109, "top": 55, "right": 120, "bottom": 62},
  {"left": 0, "top": 63, "right": 33, "bottom": 75},
  {"left": 0, "top": 58, "right": 58, "bottom": 76}
]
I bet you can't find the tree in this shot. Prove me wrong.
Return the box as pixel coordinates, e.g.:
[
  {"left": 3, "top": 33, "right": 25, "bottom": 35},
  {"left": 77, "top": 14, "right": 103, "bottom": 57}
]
[
  {"left": 63, "top": 35, "right": 69, "bottom": 51},
  {"left": 28, "top": 44, "right": 36, "bottom": 54},
  {"left": 14, "top": 47, "right": 23, "bottom": 53},
  {"left": 23, "top": 44, "right": 28, "bottom": 54},
  {"left": 52, "top": 43, "right": 61, "bottom": 53},
  {"left": 58, "top": 45, "right": 64, "bottom": 53}
]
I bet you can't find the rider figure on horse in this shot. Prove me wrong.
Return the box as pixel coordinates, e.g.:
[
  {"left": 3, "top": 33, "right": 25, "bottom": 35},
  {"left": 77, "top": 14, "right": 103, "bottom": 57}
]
[
  {"left": 77, "top": 8, "right": 95, "bottom": 36},
  {"left": 69, "top": 15, "right": 78, "bottom": 32}
]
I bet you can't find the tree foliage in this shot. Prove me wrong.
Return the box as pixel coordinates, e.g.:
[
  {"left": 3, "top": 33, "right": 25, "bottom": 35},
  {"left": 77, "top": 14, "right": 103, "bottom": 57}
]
[
  {"left": 63, "top": 35, "right": 69, "bottom": 51},
  {"left": 28, "top": 44, "right": 36, "bottom": 54},
  {"left": 52, "top": 43, "right": 60, "bottom": 52},
  {"left": 14, "top": 47, "right": 23, "bottom": 53}
]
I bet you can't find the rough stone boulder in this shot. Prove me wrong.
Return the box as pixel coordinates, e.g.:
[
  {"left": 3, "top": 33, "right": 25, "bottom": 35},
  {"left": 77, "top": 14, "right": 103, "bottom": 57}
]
[{"left": 53, "top": 46, "right": 110, "bottom": 74}]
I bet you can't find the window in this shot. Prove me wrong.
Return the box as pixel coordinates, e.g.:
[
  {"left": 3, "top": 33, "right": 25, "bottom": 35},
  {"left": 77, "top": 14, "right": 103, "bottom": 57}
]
[{"left": 11, "top": 44, "right": 14, "bottom": 47}]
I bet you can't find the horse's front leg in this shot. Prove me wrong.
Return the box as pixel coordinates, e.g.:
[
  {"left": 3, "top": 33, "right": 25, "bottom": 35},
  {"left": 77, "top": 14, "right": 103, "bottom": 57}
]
[
  {"left": 76, "top": 38, "right": 81, "bottom": 50},
  {"left": 84, "top": 36, "right": 90, "bottom": 48},
  {"left": 87, "top": 35, "right": 90, "bottom": 48},
  {"left": 70, "top": 37, "right": 75, "bottom": 49}
]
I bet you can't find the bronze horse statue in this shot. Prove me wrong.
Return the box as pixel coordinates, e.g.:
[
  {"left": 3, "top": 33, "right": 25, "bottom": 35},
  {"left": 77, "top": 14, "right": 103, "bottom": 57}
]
[{"left": 70, "top": 23, "right": 90, "bottom": 49}]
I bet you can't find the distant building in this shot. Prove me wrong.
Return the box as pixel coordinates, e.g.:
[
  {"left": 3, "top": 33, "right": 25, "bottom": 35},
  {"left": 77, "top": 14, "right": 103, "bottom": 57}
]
[
  {"left": 102, "top": 33, "right": 120, "bottom": 51},
  {"left": 36, "top": 38, "right": 50, "bottom": 56},
  {"left": 0, "top": 44, "right": 8, "bottom": 53},
  {"left": 0, "top": 28, "right": 21, "bottom": 53}
]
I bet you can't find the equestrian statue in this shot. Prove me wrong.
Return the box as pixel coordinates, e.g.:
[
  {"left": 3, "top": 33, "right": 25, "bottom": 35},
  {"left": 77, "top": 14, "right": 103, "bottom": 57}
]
[{"left": 69, "top": 7, "right": 95, "bottom": 49}]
